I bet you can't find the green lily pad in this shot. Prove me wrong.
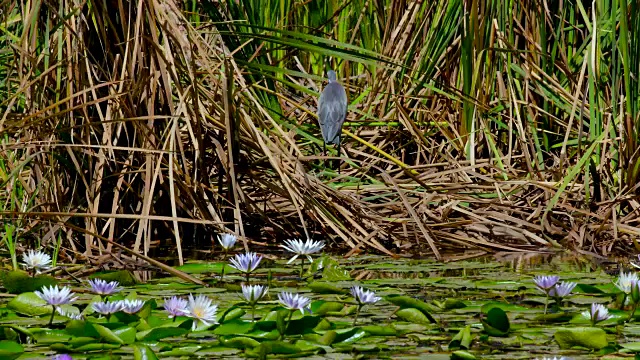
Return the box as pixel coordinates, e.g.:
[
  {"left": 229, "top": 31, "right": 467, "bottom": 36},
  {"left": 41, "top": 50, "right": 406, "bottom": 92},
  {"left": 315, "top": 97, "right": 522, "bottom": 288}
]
[
  {"left": 481, "top": 307, "right": 510, "bottom": 337},
  {"left": 0, "top": 340, "right": 24, "bottom": 360},
  {"left": 7, "top": 292, "right": 50, "bottom": 316},
  {"left": 554, "top": 327, "right": 608, "bottom": 349},
  {"left": 1, "top": 271, "right": 58, "bottom": 294}
]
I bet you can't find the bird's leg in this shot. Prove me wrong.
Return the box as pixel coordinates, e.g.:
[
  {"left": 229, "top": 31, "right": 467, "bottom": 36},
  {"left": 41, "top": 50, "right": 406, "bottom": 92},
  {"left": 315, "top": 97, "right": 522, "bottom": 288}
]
[
  {"left": 337, "top": 142, "right": 342, "bottom": 174},
  {"left": 323, "top": 143, "right": 327, "bottom": 171}
]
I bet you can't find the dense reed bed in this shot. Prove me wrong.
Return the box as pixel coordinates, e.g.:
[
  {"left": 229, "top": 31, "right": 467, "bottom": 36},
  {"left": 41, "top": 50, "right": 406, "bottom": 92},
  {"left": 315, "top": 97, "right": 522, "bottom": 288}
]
[{"left": 1, "top": 0, "right": 639, "bottom": 264}]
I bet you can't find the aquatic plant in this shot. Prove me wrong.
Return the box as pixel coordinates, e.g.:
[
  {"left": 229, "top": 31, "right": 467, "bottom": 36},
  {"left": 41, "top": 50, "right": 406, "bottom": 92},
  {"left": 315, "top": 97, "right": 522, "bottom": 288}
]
[
  {"left": 281, "top": 238, "right": 325, "bottom": 276},
  {"left": 548, "top": 281, "right": 576, "bottom": 307},
  {"left": 218, "top": 233, "right": 237, "bottom": 281},
  {"left": 534, "top": 275, "right": 560, "bottom": 314},
  {"left": 56, "top": 308, "right": 83, "bottom": 321},
  {"left": 582, "top": 303, "right": 611, "bottom": 326},
  {"left": 218, "top": 233, "right": 237, "bottom": 250},
  {"left": 121, "top": 299, "right": 145, "bottom": 314},
  {"left": 92, "top": 300, "right": 124, "bottom": 320},
  {"left": 240, "top": 284, "right": 268, "bottom": 321},
  {"left": 350, "top": 286, "right": 381, "bottom": 325},
  {"left": 51, "top": 355, "right": 73, "bottom": 360},
  {"left": 615, "top": 271, "right": 639, "bottom": 308},
  {"left": 34, "top": 285, "right": 77, "bottom": 325},
  {"left": 164, "top": 296, "right": 189, "bottom": 320},
  {"left": 277, "top": 292, "right": 312, "bottom": 339},
  {"left": 87, "top": 279, "right": 121, "bottom": 297},
  {"left": 229, "top": 252, "right": 263, "bottom": 282},
  {"left": 22, "top": 250, "right": 52, "bottom": 276},
  {"left": 185, "top": 294, "right": 218, "bottom": 331}
]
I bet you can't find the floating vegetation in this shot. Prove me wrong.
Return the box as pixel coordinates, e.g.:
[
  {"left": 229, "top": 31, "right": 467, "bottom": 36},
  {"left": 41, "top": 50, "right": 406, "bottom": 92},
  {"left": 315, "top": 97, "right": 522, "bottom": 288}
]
[{"left": 3, "top": 250, "right": 640, "bottom": 359}]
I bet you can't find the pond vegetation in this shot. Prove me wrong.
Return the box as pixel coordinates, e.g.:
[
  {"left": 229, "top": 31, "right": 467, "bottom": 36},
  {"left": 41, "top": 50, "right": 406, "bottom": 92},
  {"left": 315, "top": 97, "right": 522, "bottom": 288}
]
[
  {"left": 3, "top": 0, "right": 640, "bottom": 359},
  {"left": 3, "top": 240, "right": 640, "bottom": 359}
]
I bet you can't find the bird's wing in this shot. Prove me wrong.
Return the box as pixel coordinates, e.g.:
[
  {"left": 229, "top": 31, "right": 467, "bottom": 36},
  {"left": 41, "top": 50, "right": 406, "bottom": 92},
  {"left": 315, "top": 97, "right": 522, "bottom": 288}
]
[{"left": 318, "top": 85, "right": 347, "bottom": 144}]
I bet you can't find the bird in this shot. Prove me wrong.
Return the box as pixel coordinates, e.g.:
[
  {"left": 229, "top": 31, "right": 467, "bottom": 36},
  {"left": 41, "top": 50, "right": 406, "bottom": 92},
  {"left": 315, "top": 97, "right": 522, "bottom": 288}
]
[{"left": 317, "top": 70, "right": 347, "bottom": 169}]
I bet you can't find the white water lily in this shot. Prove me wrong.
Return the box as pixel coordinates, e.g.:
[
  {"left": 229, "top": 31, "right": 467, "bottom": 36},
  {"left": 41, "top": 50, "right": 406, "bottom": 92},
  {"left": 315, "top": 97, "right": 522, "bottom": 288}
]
[
  {"left": 121, "top": 299, "right": 146, "bottom": 314},
  {"left": 278, "top": 292, "right": 312, "bottom": 315},
  {"left": 241, "top": 284, "right": 268, "bottom": 304},
  {"left": 615, "top": 271, "right": 639, "bottom": 294},
  {"left": 280, "top": 239, "right": 325, "bottom": 264},
  {"left": 22, "top": 250, "right": 52, "bottom": 273},
  {"left": 186, "top": 294, "right": 218, "bottom": 330},
  {"left": 35, "top": 285, "right": 77, "bottom": 306},
  {"left": 218, "top": 234, "right": 237, "bottom": 251}
]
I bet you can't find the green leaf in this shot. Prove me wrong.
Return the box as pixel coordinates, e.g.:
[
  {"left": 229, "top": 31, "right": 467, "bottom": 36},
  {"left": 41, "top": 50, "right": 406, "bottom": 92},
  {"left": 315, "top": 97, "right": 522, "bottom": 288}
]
[
  {"left": 304, "top": 330, "right": 337, "bottom": 345},
  {"left": 451, "top": 350, "right": 477, "bottom": 360},
  {"left": 214, "top": 319, "right": 254, "bottom": 336},
  {"left": 385, "top": 295, "right": 436, "bottom": 323},
  {"left": 32, "top": 329, "right": 72, "bottom": 344},
  {"left": 219, "top": 306, "right": 245, "bottom": 323},
  {"left": 221, "top": 336, "right": 261, "bottom": 349},
  {"left": 66, "top": 320, "right": 100, "bottom": 338},
  {"left": 253, "top": 340, "right": 303, "bottom": 355},
  {"left": 395, "top": 308, "right": 433, "bottom": 325},
  {"left": 362, "top": 325, "right": 396, "bottom": 336},
  {"left": 92, "top": 323, "right": 125, "bottom": 344},
  {"left": 554, "top": 327, "right": 608, "bottom": 349},
  {"left": 1, "top": 271, "right": 58, "bottom": 294},
  {"left": 133, "top": 344, "right": 159, "bottom": 360},
  {"left": 443, "top": 299, "right": 467, "bottom": 310},
  {"left": 175, "top": 262, "right": 236, "bottom": 274},
  {"left": 449, "top": 325, "right": 473, "bottom": 350},
  {"left": 136, "top": 327, "right": 189, "bottom": 341},
  {"left": 310, "top": 301, "right": 344, "bottom": 315},
  {"left": 307, "top": 281, "right": 348, "bottom": 295},
  {"left": 481, "top": 308, "right": 510, "bottom": 337},
  {"left": 7, "top": 292, "right": 50, "bottom": 316},
  {"left": 0, "top": 340, "right": 24, "bottom": 360},
  {"left": 113, "top": 326, "right": 137, "bottom": 344},
  {"left": 621, "top": 342, "right": 640, "bottom": 352}
]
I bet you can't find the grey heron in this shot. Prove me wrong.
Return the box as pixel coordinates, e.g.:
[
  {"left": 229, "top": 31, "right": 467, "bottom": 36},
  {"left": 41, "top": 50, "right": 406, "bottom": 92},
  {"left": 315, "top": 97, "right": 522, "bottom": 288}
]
[{"left": 317, "top": 70, "right": 347, "bottom": 169}]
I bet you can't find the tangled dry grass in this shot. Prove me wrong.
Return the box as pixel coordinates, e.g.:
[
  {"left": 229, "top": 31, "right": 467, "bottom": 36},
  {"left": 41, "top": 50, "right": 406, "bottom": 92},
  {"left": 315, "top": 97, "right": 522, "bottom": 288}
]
[{"left": 1, "top": 0, "right": 639, "bottom": 265}]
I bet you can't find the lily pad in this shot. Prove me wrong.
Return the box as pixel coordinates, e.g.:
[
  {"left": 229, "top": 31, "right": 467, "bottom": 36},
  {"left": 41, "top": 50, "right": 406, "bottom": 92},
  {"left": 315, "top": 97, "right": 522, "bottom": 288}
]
[{"left": 554, "top": 327, "right": 608, "bottom": 349}]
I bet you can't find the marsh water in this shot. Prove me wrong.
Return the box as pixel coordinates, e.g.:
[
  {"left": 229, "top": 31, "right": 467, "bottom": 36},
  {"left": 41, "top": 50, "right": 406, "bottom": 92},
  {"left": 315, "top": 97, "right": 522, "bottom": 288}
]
[{"left": 2, "top": 251, "right": 637, "bottom": 359}]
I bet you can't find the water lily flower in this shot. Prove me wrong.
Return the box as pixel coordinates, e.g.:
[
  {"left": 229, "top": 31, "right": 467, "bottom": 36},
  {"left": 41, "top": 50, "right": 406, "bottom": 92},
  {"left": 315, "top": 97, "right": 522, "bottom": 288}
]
[
  {"left": 350, "top": 286, "right": 381, "bottom": 325},
  {"left": 121, "top": 299, "right": 145, "bottom": 314},
  {"left": 51, "top": 355, "right": 73, "bottom": 360},
  {"left": 241, "top": 284, "right": 268, "bottom": 304},
  {"left": 56, "top": 308, "right": 84, "bottom": 321},
  {"left": 92, "top": 300, "right": 124, "bottom": 318},
  {"left": 278, "top": 292, "right": 312, "bottom": 315},
  {"left": 549, "top": 281, "right": 576, "bottom": 299},
  {"left": 88, "top": 279, "right": 121, "bottom": 296},
  {"left": 241, "top": 284, "right": 268, "bottom": 321},
  {"left": 164, "top": 296, "right": 189, "bottom": 319},
  {"left": 186, "top": 294, "right": 218, "bottom": 330},
  {"left": 533, "top": 275, "right": 559, "bottom": 293},
  {"left": 22, "top": 250, "right": 52, "bottom": 275},
  {"left": 582, "top": 303, "right": 611, "bottom": 326},
  {"left": 281, "top": 239, "right": 325, "bottom": 276},
  {"left": 229, "top": 252, "right": 262, "bottom": 281},
  {"left": 351, "top": 286, "right": 381, "bottom": 305},
  {"left": 35, "top": 285, "right": 78, "bottom": 306},
  {"left": 615, "top": 271, "right": 639, "bottom": 294},
  {"left": 217, "top": 234, "right": 237, "bottom": 281},
  {"left": 281, "top": 239, "right": 325, "bottom": 264},
  {"left": 35, "top": 285, "right": 78, "bottom": 326},
  {"left": 218, "top": 233, "right": 237, "bottom": 251}
]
